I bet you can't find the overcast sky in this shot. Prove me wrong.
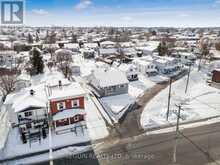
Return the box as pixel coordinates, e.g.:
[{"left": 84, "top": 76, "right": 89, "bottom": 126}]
[{"left": 25, "top": 0, "right": 220, "bottom": 27}]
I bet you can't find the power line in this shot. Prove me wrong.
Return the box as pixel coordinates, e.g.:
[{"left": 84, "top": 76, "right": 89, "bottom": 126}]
[{"left": 178, "top": 131, "right": 220, "bottom": 165}]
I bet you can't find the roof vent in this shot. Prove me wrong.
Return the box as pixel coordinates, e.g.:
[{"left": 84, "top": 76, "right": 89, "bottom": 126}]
[
  {"left": 58, "top": 80, "right": 62, "bottom": 88},
  {"left": 30, "top": 89, "right": 35, "bottom": 96}
]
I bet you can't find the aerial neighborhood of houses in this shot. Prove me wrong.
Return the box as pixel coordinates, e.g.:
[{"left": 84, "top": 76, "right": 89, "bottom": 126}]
[{"left": 0, "top": 27, "right": 220, "bottom": 163}]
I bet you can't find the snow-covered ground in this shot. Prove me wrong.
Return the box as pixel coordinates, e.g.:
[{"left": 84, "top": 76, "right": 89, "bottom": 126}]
[
  {"left": 99, "top": 74, "right": 156, "bottom": 123},
  {"left": 1, "top": 68, "right": 109, "bottom": 160},
  {"left": 8, "top": 145, "right": 92, "bottom": 165},
  {"left": 101, "top": 94, "right": 135, "bottom": 114},
  {"left": 2, "top": 95, "right": 108, "bottom": 159},
  {"left": 0, "top": 105, "right": 10, "bottom": 151},
  {"left": 141, "top": 68, "right": 220, "bottom": 129},
  {"left": 129, "top": 75, "right": 155, "bottom": 98}
]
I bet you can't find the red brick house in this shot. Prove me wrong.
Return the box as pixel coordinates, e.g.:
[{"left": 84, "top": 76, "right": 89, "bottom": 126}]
[
  {"left": 47, "top": 80, "right": 86, "bottom": 131},
  {"left": 212, "top": 69, "right": 220, "bottom": 83}
]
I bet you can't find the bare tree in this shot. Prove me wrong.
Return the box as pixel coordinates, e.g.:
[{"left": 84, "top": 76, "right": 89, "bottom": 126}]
[
  {"left": 198, "top": 38, "right": 210, "bottom": 70},
  {"left": 0, "top": 69, "right": 18, "bottom": 101},
  {"left": 46, "top": 44, "right": 56, "bottom": 59},
  {"left": 215, "top": 41, "right": 220, "bottom": 51},
  {"left": 56, "top": 49, "right": 73, "bottom": 79}
]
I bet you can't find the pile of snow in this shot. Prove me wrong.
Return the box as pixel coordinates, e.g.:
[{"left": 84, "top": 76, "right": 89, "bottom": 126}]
[{"left": 141, "top": 68, "right": 220, "bottom": 129}]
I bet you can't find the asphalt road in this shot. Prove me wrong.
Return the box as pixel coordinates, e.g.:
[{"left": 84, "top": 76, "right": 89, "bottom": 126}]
[{"left": 35, "top": 121, "right": 220, "bottom": 165}]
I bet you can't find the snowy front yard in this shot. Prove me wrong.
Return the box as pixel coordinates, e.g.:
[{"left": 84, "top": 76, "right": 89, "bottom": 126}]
[
  {"left": 99, "top": 74, "right": 156, "bottom": 122},
  {"left": 141, "top": 68, "right": 220, "bottom": 130},
  {"left": 129, "top": 75, "right": 155, "bottom": 98}
]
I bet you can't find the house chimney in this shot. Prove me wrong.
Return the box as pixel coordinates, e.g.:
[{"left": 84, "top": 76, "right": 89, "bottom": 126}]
[
  {"left": 58, "top": 80, "right": 62, "bottom": 88},
  {"left": 30, "top": 89, "right": 35, "bottom": 96}
]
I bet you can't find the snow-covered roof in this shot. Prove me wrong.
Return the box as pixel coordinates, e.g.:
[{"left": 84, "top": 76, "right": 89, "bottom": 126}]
[
  {"left": 118, "top": 64, "right": 137, "bottom": 72},
  {"left": 99, "top": 48, "right": 118, "bottom": 55},
  {"left": 53, "top": 109, "right": 86, "bottom": 120},
  {"left": 133, "top": 59, "right": 153, "bottom": 66},
  {"left": 64, "top": 43, "right": 79, "bottom": 49},
  {"left": 46, "top": 77, "right": 71, "bottom": 87},
  {"left": 210, "top": 50, "right": 220, "bottom": 59},
  {"left": 120, "top": 42, "right": 134, "bottom": 48},
  {"left": 100, "top": 41, "right": 115, "bottom": 46},
  {"left": 17, "top": 73, "right": 31, "bottom": 81},
  {"left": 92, "top": 69, "right": 129, "bottom": 88},
  {"left": 42, "top": 44, "right": 59, "bottom": 49},
  {"left": 48, "top": 82, "right": 86, "bottom": 101},
  {"left": 84, "top": 43, "right": 98, "bottom": 48},
  {"left": 55, "top": 48, "right": 73, "bottom": 55},
  {"left": 11, "top": 85, "right": 47, "bottom": 113},
  {"left": 179, "top": 52, "right": 197, "bottom": 59},
  {"left": 209, "top": 60, "right": 220, "bottom": 72}
]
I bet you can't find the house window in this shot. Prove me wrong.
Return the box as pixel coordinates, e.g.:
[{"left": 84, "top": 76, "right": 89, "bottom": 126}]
[
  {"left": 57, "top": 102, "right": 66, "bottom": 111},
  {"left": 26, "top": 123, "right": 32, "bottom": 129},
  {"left": 120, "top": 84, "right": 124, "bottom": 88},
  {"left": 70, "top": 115, "right": 84, "bottom": 124},
  {"left": 74, "top": 115, "right": 79, "bottom": 122},
  {"left": 55, "top": 118, "right": 69, "bottom": 127},
  {"left": 24, "top": 111, "right": 32, "bottom": 117},
  {"left": 72, "top": 100, "right": 79, "bottom": 108}
]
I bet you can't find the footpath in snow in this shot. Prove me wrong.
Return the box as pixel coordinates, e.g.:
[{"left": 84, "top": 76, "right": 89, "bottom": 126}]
[{"left": 141, "top": 68, "right": 220, "bottom": 129}]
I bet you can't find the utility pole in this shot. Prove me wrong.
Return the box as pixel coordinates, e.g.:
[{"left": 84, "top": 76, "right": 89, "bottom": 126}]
[
  {"left": 166, "top": 77, "right": 172, "bottom": 121},
  {"left": 172, "top": 105, "right": 182, "bottom": 165},
  {"left": 47, "top": 103, "right": 54, "bottom": 165},
  {"left": 185, "top": 64, "right": 191, "bottom": 94}
]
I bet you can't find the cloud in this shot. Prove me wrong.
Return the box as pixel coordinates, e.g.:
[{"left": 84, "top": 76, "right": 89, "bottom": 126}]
[
  {"left": 32, "top": 9, "right": 49, "bottom": 15},
  {"left": 74, "top": 0, "right": 92, "bottom": 11},
  {"left": 216, "top": 0, "right": 220, "bottom": 3}
]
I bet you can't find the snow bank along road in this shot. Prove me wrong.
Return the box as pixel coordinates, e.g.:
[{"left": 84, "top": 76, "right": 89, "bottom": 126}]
[{"left": 107, "top": 69, "right": 188, "bottom": 140}]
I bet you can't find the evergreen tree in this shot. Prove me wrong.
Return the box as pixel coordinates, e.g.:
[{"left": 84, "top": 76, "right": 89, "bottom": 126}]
[
  {"left": 27, "top": 33, "right": 34, "bottom": 44},
  {"left": 71, "top": 33, "right": 77, "bottom": 43},
  {"left": 158, "top": 41, "right": 168, "bottom": 56},
  {"left": 30, "top": 48, "right": 44, "bottom": 75},
  {"left": 35, "top": 32, "right": 40, "bottom": 42}
]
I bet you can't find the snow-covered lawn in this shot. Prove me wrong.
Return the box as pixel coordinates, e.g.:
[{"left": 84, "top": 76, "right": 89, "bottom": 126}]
[
  {"left": 129, "top": 75, "right": 155, "bottom": 98},
  {"left": 101, "top": 94, "right": 135, "bottom": 114},
  {"left": 141, "top": 68, "right": 220, "bottom": 130},
  {"left": 100, "top": 94, "right": 135, "bottom": 123},
  {"left": 99, "top": 74, "right": 156, "bottom": 123},
  {"left": 2, "top": 86, "right": 109, "bottom": 159},
  {"left": 148, "top": 75, "right": 169, "bottom": 84}
]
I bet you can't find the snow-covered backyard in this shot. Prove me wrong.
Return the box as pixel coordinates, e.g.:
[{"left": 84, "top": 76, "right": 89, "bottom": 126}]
[{"left": 141, "top": 68, "right": 220, "bottom": 129}]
